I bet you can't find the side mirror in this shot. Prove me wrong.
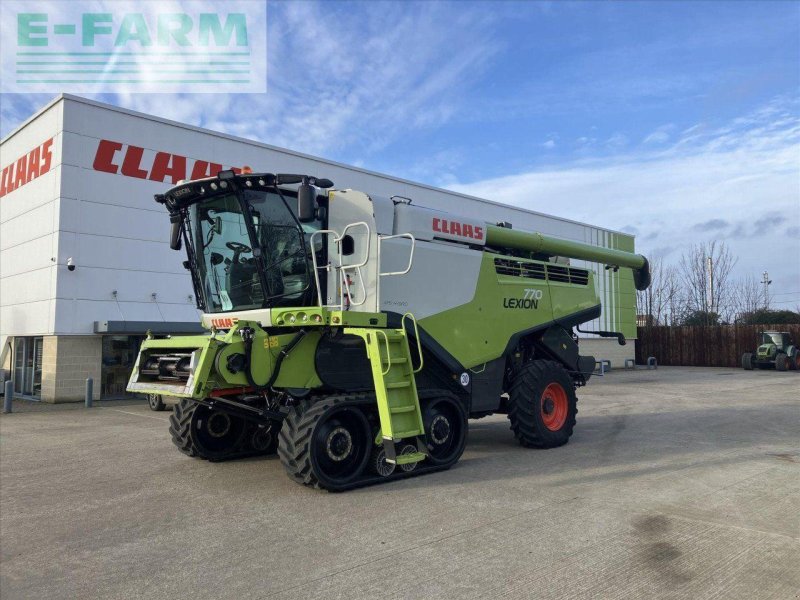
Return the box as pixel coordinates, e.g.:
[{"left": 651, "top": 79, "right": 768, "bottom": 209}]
[
  {"left": 297, "top": 183, "right": 316, "bottom": 223},
  {"left": 169, "top": 216, "right": 182, "bottom": 250}
]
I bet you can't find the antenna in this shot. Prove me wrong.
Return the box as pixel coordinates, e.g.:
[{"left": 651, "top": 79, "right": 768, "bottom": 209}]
[{"left": 761, "top": 272, "right": 772, "bottom": 309}]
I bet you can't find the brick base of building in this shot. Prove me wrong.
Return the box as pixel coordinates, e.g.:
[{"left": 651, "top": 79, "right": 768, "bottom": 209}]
[{"left": 41, "top": 336, "right": 102, "bottom": 403}]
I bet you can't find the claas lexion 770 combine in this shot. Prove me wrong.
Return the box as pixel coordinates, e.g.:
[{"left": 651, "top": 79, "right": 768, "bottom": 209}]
[{"left": 127, "top": 169, "right": 650, "bottom": 491}]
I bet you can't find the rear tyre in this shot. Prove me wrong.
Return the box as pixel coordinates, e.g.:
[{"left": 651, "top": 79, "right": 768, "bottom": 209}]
[
  {"left": 148, "top": 393, "right": 166, "bottom": 411},
  {"left": 776, "top": 354, "right": 789, "bottom": 372},
  {"left": 507, "top": 360, "right": 578, "bottom": 448},
  {"left": 742, "top": 353, "right": 754, "bottom": 371},
  {"left": 169, "top": 398, "right": 246, "bottom": 460},
  {"left": 278, "top": 395, "right": 372, "bottom": 490}
]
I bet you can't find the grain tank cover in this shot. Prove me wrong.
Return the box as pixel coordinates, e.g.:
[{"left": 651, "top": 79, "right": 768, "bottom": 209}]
[{"left": 393, "top": 203, "right": 486, "bottom": 246}]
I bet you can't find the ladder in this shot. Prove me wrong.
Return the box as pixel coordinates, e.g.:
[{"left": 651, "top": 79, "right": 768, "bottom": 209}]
[{"left": 345, "top": 313, "right": 427, "bottom": 466}]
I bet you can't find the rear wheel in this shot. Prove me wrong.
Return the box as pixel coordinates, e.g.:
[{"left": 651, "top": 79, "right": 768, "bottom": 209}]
[
  {"left": 741, "top": 353, "right": 754, "bottom": 371},
  {"left": 507, "top": 360, "right": 578, "bottom": 448},
  {"left": 278, "top": 395, "right": 372, "bottom": 490},
  {"left": 147, "top": 393, "right": 166, "bottom": 411},
  {"left": 776, "top": 354, "right": 789, "bottom": 371}
]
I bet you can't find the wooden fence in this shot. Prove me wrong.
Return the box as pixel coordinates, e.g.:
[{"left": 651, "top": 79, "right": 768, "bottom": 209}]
[{"left": 636, "top": 324, "right": 800, "bottom": 367}]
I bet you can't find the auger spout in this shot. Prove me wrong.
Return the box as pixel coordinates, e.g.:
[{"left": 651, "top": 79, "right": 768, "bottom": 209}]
[{"left": 485, "top": 225, "right": 651, "bottom": 290}]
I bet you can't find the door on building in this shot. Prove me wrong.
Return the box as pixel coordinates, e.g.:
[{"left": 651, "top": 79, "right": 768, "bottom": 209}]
[
  {"left": 12, "top": 336, "right": 43, "bottom": 397},
  {"left": 101, "top": 336, "right": 144, "bottom": 398}
]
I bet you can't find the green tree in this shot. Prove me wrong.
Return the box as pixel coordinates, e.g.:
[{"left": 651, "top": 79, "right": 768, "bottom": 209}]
[
  {"left": 738, "top": 309, "right": 800, "bottom": 325},
  {"left": 680, "top": 310, "right": 720, "bottom": 326}
]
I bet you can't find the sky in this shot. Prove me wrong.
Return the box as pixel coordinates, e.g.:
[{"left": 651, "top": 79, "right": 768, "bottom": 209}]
[{"left": 1, "top": 0, "right": 799, "bottom": 307}]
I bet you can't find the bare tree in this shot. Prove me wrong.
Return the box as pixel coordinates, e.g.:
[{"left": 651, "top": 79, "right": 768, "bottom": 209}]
[
  {"left": 662, "top": 263, "right": 683, "bottom": 325},
  {"left": 637, "top": 258, "right": 681, "bottom": 326},
  {"left": 733, "top": 274, "right": 765, "bottom": 321},
  {"left": 678, "top": 241, "right": 738, "bottom": 324}
]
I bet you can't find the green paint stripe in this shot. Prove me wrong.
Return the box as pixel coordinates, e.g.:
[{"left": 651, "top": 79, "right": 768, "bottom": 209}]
[
  {"left": 17, "top": 69, "right": 251, "bottom": 74},
  {"left": 17, "top": 79, "right": 251, "bottom": 83},
  {"left": 17, "top": 51, "right": 251, "bottom": 56},
  {"left": 17, "top": 61, "right": 250, "bottom": 65},
  {"left": 53, "top": 24, "right": 77, "bottom": 34}
]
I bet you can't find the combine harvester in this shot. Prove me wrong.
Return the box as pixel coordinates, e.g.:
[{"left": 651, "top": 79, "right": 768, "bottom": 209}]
[{"left": 128, "top": 170, "right": 650, "bottom": 490}]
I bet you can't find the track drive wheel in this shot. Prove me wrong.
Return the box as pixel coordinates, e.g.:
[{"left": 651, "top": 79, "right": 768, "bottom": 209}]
[
  {"left": 507, "top": 360, "right": 578, "bottom": 448},
  {"left": 776, "top": 353, "right": 789, "bottom": 371},
  {"left": 421, "top": 393, "right": 468, "bottom": 467},
  {"left": 148, "top": 393, "right": 166, "bottom": 411},
  {"left": 741, "top": 353, "right": 754, "bottom": 371},
  {"left": 278, "top": 395, "right": 372, "bottom": 490},
  {"left": 169, "top": 398, "right": 246, "bottom": 460},
  {"left": 247, "top": 421, "right": 280, "bottom": 454}
]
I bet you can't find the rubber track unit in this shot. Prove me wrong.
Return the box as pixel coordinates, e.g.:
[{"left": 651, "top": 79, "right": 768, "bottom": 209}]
[
  {"left": 507, "top": 359, "right": 578, "bottom": 448},
  {"left": 278, "top": 391, "right": 465, "bottom": 492},
  {"left": 169, "top": 397, "right": 277, "bottom": 461}
]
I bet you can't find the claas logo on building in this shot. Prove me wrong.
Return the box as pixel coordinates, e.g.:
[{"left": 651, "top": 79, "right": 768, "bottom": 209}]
[
  {"left": 93, "top": 139, "right": 241, "bottom": 184},
  {"left": 0, "top": 138, "right": 53, "bottom": 198}
]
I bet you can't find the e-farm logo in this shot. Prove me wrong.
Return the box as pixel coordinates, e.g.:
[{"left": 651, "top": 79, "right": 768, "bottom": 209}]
[{"left": 0, "top": 1, "right": 267, "bottom": 93}]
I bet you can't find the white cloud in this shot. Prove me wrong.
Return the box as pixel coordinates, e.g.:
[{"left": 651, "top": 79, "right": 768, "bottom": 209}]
[
  {"left": 606, "top": 132, "right": 628, "bottom": 149},
  {"left": 541, "top": 139, "right": 556, "bottom": 149},
  {"left": 450, "top": 96, "right": 800, "bottom": 298},
  {"left": 642, "top": 124, "right": 674, "bottom": 144},
  {"left": 86, "top": 2, "right": 500, "bottom": 160}
]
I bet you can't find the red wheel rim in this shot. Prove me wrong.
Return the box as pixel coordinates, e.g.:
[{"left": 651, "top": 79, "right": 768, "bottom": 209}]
[{"left": 540, "top": 383, "right": 568, "bottom": 431}]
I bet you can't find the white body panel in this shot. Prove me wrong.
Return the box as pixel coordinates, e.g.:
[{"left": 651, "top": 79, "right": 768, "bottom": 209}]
[{"left": 379, "top": 238, "right": 483, "bottom": 319}]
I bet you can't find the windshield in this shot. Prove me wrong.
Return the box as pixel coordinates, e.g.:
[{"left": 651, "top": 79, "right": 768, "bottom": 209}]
[
  {"left": 762, "top": 332, "right": 784, "bottom": 346},
  {"left": 188, "top": 190, "right": 320, "bottom": 312}
]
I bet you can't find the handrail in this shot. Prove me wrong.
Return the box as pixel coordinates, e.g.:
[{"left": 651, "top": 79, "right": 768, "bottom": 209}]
[
  {"left": 335, "top": 221, "right": 371, "bottom": 269},
  {"left": 309, "top": 229, "right": 338, "bottom": 308},
  {"left": 341, "top": 265, "right": 368, "bottom": 307},
  {"left": 379, "top": 233, "right": 416, "bottom": 276},
  {"left": 402, "top": 312, "right": 424, "bottom": 374},
  {"left": 374, "top": 330, "right": 392, "bottom": 376}
]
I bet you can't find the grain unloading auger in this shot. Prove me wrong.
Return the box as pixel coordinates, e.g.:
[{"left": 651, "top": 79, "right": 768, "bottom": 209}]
[{"left": 127, "top": 170, "right": 650, "bottom": 490}]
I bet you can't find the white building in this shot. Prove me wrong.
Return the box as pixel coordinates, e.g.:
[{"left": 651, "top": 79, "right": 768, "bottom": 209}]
[{"left": 0, "top": 94, "right": 636, "bottom": 401}]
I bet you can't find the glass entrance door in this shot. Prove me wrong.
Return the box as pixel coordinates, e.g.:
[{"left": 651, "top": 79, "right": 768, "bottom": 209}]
[
  {"left": 12, "top": 337, "right": 43, "bottom": 397},
  {"left": 13, "top": 338, "right": 26, "bottom": 394},
  {"left": 32, "top": 337, "right": 43, "bottom": 397}
]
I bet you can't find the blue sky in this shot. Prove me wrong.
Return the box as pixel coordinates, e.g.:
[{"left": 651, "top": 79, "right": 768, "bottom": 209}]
[{"left": 1, "top": 0, "right": 799, "bottom": 307}]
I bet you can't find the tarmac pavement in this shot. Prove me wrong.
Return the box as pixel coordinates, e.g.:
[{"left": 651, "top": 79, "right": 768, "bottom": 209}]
[{"left": 1, "top": 366, "right": 798, "bottom": 599}]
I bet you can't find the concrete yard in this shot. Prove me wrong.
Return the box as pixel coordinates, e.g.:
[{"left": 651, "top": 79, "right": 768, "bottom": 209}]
[{"left": 1, "top": 367, "right": 798, "bottom": 600}]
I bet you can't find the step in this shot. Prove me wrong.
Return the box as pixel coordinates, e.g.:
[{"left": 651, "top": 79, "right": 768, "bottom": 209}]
[
  {"left": 381, "top": 357, "right": 408, "bottom": 364},
  {"left": 390, "top": 405, "right": 417, "bottom": 414},
  {"left": 385, "top": 381, "right": 411, "bottom": 389},
  {"left": 394, "top": 451, "right": 426, "bottom": 465},
  {"left": 392, "top": 429, "right": 422, "bottom": 438}
]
